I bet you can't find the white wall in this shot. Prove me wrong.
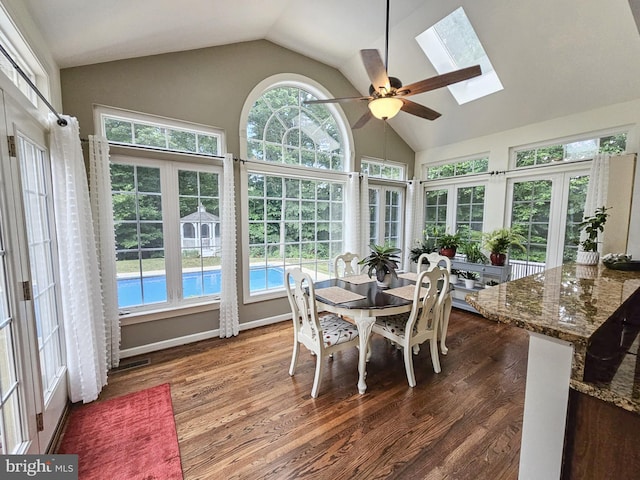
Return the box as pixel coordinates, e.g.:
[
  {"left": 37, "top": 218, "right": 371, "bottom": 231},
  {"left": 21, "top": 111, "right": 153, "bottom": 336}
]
[{"left": 416, "top": 98, "right": 640, "bottom": 257}]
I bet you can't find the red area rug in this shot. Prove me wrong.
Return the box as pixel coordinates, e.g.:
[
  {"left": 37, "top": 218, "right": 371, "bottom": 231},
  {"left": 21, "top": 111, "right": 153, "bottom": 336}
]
[{"left": 57, "top": 383, "right": 183, "bottom": 480}]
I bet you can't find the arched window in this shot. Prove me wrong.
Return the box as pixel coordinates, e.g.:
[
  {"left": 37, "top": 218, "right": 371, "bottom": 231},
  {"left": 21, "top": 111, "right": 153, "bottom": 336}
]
[
  {"left": 201, "top": 224, "right": 210, "bottom": 238},
  {"left": 247, "top": 85, "right": 346, "bottom": 171},
  {"left": 183, "top": 223, "right": 195, "bottom": 238},
  {"left": 241, "top": 77, "right": 353, "bottom": 299}
]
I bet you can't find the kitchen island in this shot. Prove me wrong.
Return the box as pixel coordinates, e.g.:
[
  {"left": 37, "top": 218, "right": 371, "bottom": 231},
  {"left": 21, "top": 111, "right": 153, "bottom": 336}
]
[{"left": 467, "top": 263, "right": 640, "bottom": 480}]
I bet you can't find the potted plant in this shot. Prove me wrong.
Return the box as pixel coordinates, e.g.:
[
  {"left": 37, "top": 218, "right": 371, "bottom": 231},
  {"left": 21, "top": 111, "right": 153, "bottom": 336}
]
[
  {"left": 577, "top": 206, "right": 610, "bottom": 265},
  {"left": 458, "top": 270, "right": 478, "bottom": 289},
  {"left": 461, "top": 240, "right": 488, "bottom": 264},
  {"left": 482, "top": 227, "right": 526, "bottom": 266},
  {"left": 409, "top": 234, "right": 437, "bottom": 265},
  {"left": 359, "top": 244, "right": 401, "bottom": 288},
  {"left": 450, "top": 268, "right": 460, "bottom": 285},
  {"left": 437, "top": 231, "right": 462, "bottom": 258}
]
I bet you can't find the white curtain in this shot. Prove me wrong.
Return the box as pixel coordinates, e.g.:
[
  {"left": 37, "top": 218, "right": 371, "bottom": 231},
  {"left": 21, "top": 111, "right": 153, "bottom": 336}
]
[
  {"left": 220, "top": 153, "right": 239, "bottom": 338},
  {"left": 88, "top": 135, "right": 120, "bottom": 368},
  {"left": 581, "top": 153, "right": 610, "bottom": 247},
  {"left": 584, "top": 153, "right": 610, "bottom": 216},
  {"left": 359, "top": 173, "right": 370, "bottom": 256},
  {"left": 403, "top": 180, "right": 416, "bottom": 270},
  {"left": 344, "top": 173, "right": 360, "bottom": 255},
  {"left": 50, "top": 115, "right": 107, "bottom": 403}
]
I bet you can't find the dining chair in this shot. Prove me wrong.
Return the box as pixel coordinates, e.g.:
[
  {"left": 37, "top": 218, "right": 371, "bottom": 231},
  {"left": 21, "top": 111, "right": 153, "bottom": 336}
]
[
  {"left": 371, "top": 268, "right": 450, "bottom": 387},
  {"left": 333, "top": 252, "right": 361, "bottom": 277},
  {"left": 417, "top": 252, "right": 453, "bottom": 355},
  {"left": 285, "top": 268, "right": 360, "bottom": 398}
]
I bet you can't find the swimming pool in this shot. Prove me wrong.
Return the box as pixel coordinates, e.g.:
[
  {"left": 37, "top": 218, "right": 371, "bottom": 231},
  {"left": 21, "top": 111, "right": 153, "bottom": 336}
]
[{"left": 117, "top": 266, "right": 286, "bottom": 308}]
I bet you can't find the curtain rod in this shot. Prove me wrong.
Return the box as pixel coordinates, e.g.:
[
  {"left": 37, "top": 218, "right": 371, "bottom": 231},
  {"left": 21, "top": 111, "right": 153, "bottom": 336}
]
[{"left": 0, "top": 43, "right": 67, "bottom": 126}]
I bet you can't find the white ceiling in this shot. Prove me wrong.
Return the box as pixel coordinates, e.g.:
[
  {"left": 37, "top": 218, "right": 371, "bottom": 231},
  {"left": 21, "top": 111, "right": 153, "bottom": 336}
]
[{"left": 21, "top": 0, "right": 640, "bottom": 152}]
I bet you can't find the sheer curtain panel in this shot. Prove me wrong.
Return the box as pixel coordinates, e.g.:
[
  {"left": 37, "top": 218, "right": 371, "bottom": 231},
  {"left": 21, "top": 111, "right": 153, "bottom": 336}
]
[
  {"left": 344, "top": 172, "right": 360, "bottom": 255},
  {"left": 50, "top": 115, "right": 107, "bottom": 403},
  {"left": 359, "top": 174, "right": 370, "bottom": 256},
  {"left": 582, "top": 153, "right": 610, "bottom": 247},
  {"left": 403, "top": 180, "right": 416, "bottom": 270},
  {"left": 88, "top": 135, "right": 120, "bottom": 368},
  {"left": 220, "top": 154, "right": 239, "bottom": 337}
]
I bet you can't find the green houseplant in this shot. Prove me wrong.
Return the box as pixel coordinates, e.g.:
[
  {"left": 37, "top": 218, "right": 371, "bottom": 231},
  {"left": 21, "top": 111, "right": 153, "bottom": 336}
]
[
  {"left": 359, "top": 244, "right": 401, "bottom": 288},
  {"left": 482, "top": 227, "right": 526, "bottom": 266},
  {"left": 577, "top": 206, "right": 610, "bottom": 265},
  {"left": 461, "top": 240, "right": 488, "bottom": 264},
  {"left": 437, "top": 231, "right": 463, "bottom": 258}
]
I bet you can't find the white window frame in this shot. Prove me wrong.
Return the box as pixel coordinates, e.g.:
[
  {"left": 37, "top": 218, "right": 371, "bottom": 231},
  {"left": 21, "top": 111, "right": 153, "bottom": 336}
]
[
  {"left": 368, "top": 183, "right": 405, "bottom": 251},
  {"left": 505, "top": 162, "right": 590, "bottom": 270},
  {"left": 111, "top": 155, "right": 223, "bottom": 316},
  {"left": 511, "top": 128, "right": 628, "bottom": 169},
  {"left": 95, "top": 105, "right": 225, "bottom": 157},
  {"left": 239, "top": 74, "right": 354, "bottom": 303},
  {"left": 96, "top": 106, "right": 226, "bottom": 320},
  {"left": 240, "top": 162, "right": 347, "bottom": 303},
  {"left": 361, "top": 157, "right": 407, "bottom": 181},
  {"left": 422, "top": 177, "right": 488, "bottom": 239}
]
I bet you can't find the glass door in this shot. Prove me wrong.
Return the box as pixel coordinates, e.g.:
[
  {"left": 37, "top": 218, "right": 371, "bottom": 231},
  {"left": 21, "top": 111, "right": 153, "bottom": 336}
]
[
  {"left": 14, "top": 129, "right": 66, "bottom": 450},
  {"left": 507, "top": 168, "right": 589, "bottom": 279},
  {"left": 0, "top": 90, "right": 67, "bottom": 453}
]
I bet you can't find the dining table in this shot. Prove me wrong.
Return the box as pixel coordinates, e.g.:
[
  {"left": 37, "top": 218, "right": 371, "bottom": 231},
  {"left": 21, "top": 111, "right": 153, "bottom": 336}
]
[{"left": 313, "top": 272, "right": 424, "bottom": 394}]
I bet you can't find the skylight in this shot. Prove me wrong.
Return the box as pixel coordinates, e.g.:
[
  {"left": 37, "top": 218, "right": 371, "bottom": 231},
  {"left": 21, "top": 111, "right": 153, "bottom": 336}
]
[{"left": 415, "top": 7, "right": 503, "bottom": 104}]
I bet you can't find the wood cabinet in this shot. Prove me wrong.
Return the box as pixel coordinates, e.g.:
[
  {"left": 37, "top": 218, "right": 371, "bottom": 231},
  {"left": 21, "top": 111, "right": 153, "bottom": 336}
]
[
  {"left": 562, "top": 389, "right": 640, "bottom": 479},
  {"left": 450, "top": 260, "right": 511, "bottom": 313}
]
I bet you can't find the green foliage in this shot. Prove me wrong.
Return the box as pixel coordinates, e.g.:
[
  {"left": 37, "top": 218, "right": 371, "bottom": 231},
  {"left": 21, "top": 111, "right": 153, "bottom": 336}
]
[
  {"left": 461, "top": 240, "right": 487, "bottom": 264},
  {"left": 409, "top": 238, "right": 437, "bottom": 263},
  {"left": 482, "top": 228, "right": 526, "bottom": 255},
  {"left": 458, "top": 270, "right": 478, "bottom": 280},
  {"left": 437, "top": 231, "right": 463, "bottom": 250},
  {"left": 578, "top": 206, "right": 610, "bottom": 252},
  {"left": 359, "top": 244, "right": 401, "bottom": 282}
]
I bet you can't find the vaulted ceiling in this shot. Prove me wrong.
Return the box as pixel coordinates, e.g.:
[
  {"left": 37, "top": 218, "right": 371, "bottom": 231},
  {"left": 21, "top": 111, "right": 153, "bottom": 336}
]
[{"left": 21, "top": 0, "right": 640, "bottom": 152}]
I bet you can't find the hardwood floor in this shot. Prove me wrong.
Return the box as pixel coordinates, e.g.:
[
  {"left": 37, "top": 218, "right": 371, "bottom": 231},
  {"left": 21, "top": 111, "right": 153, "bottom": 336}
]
[{"left": 92, "top": 310, "right": 529, "bottom": 479}]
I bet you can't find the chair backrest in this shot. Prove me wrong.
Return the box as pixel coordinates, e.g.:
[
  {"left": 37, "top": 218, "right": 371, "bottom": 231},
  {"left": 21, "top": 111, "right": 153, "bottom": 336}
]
[
  {"left": 417, "top": 252, "right": 452, "bottom": 273},
  {"left": 334, "top": 252, "right": 360, "bottom": 277},
  {"left": 285, "top": 268, "right": 322, "bottom": 350},
  {"left": 406, "top": 268, "right": 450, "bottom": 337}
]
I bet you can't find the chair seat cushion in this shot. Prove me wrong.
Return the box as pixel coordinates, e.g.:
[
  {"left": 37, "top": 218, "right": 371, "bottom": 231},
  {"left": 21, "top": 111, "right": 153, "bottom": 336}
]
[
  {"left": 320, "top": 315, "right": 359, "bottom": 346},
  {"left": 375, "top": 313, "right": 410, "bottom": 338}
]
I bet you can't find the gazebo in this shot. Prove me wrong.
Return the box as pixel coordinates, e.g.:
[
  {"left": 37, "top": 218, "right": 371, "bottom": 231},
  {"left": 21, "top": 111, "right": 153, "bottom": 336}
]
[{"left": 180, "top": 203, "right": 220, "bottom": 257}]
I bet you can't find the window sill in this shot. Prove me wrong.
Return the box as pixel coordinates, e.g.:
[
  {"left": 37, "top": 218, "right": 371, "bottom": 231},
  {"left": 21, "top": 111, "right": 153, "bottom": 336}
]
[{"left": 119, "top": 300, "right": 220, "bottom": 326}]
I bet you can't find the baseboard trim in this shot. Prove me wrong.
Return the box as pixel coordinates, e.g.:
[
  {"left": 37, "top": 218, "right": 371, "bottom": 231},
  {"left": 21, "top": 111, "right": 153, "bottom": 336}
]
[{"left": 119, "top": 313, "right": 291, "bottom": 358}]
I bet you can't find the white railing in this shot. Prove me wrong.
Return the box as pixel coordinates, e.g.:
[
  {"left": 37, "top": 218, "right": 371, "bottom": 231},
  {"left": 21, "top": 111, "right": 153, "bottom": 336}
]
[{"left": 509, "top": 259, "right": 546, "bottom": 280}]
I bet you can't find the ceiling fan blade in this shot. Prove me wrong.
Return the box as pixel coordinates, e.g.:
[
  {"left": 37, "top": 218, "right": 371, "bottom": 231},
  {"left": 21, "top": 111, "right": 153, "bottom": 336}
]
[
  {"left": 399, "top": 65, "right": 482, "bottom": 97},
  {"left": 304, "top": 96, "right": 371, "bottom": 105},
  {"left": 400, "top": 99, "right": 441, "bottom": 120},
  {"left": 352, "top": 110, "right": 373, "bottom": 129},
  {"left": 361, "top": 49, "right": 391, "bottom": 93}
]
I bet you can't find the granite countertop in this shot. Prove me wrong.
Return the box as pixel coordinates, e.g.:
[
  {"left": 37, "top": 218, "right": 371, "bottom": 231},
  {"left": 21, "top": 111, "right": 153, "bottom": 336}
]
[{"left": 466, "top": 263, "right": 640, "bottom": 414}]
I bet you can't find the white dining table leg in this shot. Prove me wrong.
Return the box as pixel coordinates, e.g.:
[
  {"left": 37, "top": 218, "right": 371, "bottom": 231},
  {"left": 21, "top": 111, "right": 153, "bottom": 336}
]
[{"left": 354, "top": 314, "right": 376, "bottom": 394}]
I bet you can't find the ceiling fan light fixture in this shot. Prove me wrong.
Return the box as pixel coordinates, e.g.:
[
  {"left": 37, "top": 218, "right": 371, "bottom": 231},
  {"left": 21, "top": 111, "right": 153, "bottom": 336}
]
[{"left": 368, "top": 96, "right": 403, "bottom": 120}]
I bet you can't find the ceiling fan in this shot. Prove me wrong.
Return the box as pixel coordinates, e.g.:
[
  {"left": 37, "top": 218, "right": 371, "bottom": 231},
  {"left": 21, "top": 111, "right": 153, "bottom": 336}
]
[{"left": 305, "top": 0, "right": 482, "bottom": 129}]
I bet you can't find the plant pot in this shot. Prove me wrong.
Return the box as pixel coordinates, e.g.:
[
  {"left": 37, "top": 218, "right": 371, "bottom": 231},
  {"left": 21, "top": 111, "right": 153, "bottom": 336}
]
[
  {"left": 449, "top": 274, "right": 459, "bottom": 285},
  {"left": 440, "top": 247, "right": 456, "bottom": 258},
  {"left": 576, "top": 251, "right": 599, "bottom": 265},
  {"left": 376, "top": 273, "right": 392, "bottom": 289},
  {"left": 490, "top": 252, "right": 506, "bottom": 266},
  {"left": 464, "top": 279, "right": 476, "bottom": 289}
]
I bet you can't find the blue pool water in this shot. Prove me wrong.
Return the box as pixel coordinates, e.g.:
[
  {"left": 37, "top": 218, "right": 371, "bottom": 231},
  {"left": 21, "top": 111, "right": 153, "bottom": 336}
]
[{"left": 117, "top": 266, "right": 285, "bottom": 308}]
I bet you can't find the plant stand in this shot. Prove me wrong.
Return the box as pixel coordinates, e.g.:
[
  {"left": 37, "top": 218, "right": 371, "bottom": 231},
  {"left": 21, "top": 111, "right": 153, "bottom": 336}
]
[{"left": 450, "top": 260, "right": 512, "bottom": 313}]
